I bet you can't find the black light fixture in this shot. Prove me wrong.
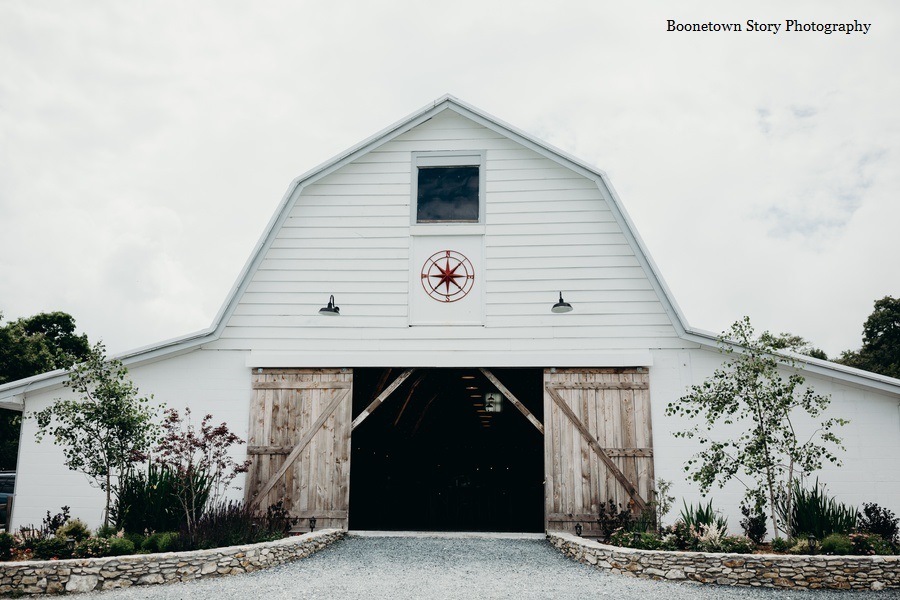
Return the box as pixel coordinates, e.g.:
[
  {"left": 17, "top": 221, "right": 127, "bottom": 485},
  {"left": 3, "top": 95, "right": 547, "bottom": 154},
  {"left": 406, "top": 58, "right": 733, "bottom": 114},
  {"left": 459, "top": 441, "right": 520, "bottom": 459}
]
[
  {"left": 574, "top": 523, "right": 583, "bottom": 536},
  {"left": 309, "top": 516, "right": 317, "bottom": 532},
  {"left": 551, "top": 291, "right": 573, "bottom": 313},
  {"left": 318, "top": 295, "right": 340, "bottom": 316},
  {"left": 807, "top": 534, "right": 817, "bottom": 553}
]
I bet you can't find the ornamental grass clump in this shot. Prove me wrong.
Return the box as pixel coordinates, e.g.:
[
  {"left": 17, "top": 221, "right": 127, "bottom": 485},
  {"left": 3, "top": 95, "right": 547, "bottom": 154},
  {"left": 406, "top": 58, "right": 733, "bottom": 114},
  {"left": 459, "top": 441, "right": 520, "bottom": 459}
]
[
  {"left": 114, "top": 462, "right": 208, "bottom": 534},
  {"left": 679, "top": 499, "right": 728, "bottom": 531},
  {"left": 776, "top": 479, "right": 855, "bottom": 539}
]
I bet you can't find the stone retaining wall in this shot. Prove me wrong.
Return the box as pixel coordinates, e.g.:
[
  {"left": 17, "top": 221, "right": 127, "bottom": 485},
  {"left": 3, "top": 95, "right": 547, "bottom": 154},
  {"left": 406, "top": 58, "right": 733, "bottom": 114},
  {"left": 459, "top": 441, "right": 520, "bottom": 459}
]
[
  {"left": 548, "top": 531, "right": 898, "bottom": 591},
  {"left": 0, "top": 529, "right": 344, "bottom": 596}
]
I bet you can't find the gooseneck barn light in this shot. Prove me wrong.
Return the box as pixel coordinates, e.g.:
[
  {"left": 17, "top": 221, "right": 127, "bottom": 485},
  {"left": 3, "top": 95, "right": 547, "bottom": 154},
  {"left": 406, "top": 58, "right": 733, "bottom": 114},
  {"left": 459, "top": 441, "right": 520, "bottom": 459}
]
[
  {"left": 318, "top": 295, "right": 340, "bottom": 316},
  {"left": 551, "top": 292, "right": 573, "bottom": 313}
]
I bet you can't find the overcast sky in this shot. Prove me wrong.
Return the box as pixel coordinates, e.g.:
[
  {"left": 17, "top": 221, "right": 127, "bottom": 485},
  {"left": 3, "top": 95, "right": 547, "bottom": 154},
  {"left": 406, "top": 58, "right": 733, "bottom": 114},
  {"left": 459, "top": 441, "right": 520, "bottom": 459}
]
[{"left": 1, "top": 0, "right": 896, "bottom": 358}]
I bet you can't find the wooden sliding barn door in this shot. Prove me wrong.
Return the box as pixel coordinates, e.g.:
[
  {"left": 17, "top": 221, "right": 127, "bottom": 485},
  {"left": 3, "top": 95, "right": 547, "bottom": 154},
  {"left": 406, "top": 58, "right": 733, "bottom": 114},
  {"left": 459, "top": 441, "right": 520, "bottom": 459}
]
[
  {"left": 544, "top": 368, "right": 654, "bottom": 533},
  {"left": 246, "top": 369, "right": 352, "bottom": 530}
]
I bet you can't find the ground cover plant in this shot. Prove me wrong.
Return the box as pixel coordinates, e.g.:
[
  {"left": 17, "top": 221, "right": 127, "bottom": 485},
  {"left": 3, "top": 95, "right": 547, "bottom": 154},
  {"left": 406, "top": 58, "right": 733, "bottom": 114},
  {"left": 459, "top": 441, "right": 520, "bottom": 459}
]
[
  {"left": 1, "top": 499, "right": 296, "bottom": 562},
  {"left": 599, "top": 490, "right": 899, "bottom": 557}
]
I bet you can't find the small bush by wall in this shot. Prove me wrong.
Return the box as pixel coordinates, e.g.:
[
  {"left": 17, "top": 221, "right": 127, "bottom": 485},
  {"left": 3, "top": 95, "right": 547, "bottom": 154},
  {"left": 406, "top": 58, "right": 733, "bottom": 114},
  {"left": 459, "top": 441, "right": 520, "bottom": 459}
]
[
  {"left": 0, "top": 529, "right": 343, "bottom": 596},
  {"left": 548, "top": 531, "right": 898, "bottom": 591}
]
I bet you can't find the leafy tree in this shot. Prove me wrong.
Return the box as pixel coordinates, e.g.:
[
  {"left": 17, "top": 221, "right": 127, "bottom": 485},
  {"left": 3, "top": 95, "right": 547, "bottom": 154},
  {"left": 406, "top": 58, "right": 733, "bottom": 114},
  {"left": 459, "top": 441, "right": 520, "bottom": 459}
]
[
  {"left": 767, "top": 332, "right": 828, "bottom": 361},
  {"left": 665, "top": 317, "right": 847, "bottom": 539},
  {"left": 0, "top": 311, "right": 90, "bottom": 384},
  {"left": 837, "top": 296, "right": 900, "bottom": 378},
  {"left": 0, "top": 311, "right": 91, "bottom": 471},
  {"left": 32, "top": 342, "right": 158, "bottom": 527}
]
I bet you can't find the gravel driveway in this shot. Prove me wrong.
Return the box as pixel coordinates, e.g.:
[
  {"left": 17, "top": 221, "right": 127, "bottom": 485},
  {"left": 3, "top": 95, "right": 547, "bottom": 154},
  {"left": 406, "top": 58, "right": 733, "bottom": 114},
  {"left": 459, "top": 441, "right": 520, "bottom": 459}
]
[{"left": 72, "top": 532, "right": 898, "bottom": 599}]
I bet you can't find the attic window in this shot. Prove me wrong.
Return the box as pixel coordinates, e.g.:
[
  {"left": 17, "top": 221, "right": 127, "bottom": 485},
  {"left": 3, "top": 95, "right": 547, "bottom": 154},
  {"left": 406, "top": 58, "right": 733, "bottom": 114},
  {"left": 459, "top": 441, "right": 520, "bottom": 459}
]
[{"left": 413, "top": 152, "right": 484, "bottom": 224}]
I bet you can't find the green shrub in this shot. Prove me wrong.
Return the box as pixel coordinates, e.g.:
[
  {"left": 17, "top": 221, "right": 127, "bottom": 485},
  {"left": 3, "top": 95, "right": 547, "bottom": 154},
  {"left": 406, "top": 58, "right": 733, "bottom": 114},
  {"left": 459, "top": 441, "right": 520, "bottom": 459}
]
[
  {"left": 40, "top": 506, "right": 70, "bottom": 538},
  {"left": 857, "top": 503, "right": 899, "bottom": 545},
  {"left": 680, "top": 499, "right": 727, "bottom": 531},
  {"left": 0, "top": 532, "right": 15, "bottom": 561},
  {"left": 739, "top": 505, "right": 767, "bottom": 544},
  {"left": 107, "top": 537, "right": 136, "bottom": 556},
  {"left": 31, "top": 537, "right": 72, "bottom": 560},
  {"left": 141, "top": 531, "right": 181, "bottom": 553},
  {"left": 95, "top": 524, "right": 118, "bottom": 538},
  {"left": 597, "top": 500, "right": 634, "bottom": 539},
  {"left": 74, "top": 537, "right": 111, "bottom": 558},
  {"left": 608, "top": 528, "right": 662, "bottom": 549},
  {"left": 820, "top": 533, "right": 852, "bottom": 555},
  {"left": 849, "top": 532, "right": 894, "bottom": 556},
  {"left": 57, "top": 518, "right": 91, "bottom": 542},
  {"left": 771, "top": 537, "right": 791, "bottom": 552},
  {"left": 718, "top": 535, "right": 754, "bottom": 554},
  {"left": 776, "top": 479, "right": 855, "bottom": 539},
  {"left": 636, "top": 531, "right": 663, "bottom": 550},
  {"left": 788, "top": 538, "right": 816, "bottom": 555},
  {"left": 661, "top": 520, "right": 700, "bottom": 551},
  {"left": 263, "top": 501, "right": 296, "bottom": 536}
]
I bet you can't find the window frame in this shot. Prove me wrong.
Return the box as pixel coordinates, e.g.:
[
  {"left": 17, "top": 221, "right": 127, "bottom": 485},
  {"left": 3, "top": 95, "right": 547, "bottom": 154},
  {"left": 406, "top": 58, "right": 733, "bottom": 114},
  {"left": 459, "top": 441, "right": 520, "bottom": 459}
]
[{"left": 410, "top": 151, "right": 486, "bottom": 226}]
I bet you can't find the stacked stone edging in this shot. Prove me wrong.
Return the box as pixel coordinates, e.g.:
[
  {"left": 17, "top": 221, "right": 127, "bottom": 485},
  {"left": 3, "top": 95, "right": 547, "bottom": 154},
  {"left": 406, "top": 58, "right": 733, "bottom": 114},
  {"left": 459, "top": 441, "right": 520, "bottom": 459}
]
[
  {"left": 0, "top": 528, "right": 344, "bottom": 596},
  {"left": 548, "top": 531, "right": 898, "bottom": 591}
]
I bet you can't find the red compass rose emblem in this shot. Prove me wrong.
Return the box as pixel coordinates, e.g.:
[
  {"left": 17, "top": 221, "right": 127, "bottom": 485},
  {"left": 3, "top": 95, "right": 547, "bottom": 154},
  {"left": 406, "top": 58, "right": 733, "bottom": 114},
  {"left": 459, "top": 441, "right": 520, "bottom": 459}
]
[{"left": 421, "top": 250, "right": 475, "bottom": 302}]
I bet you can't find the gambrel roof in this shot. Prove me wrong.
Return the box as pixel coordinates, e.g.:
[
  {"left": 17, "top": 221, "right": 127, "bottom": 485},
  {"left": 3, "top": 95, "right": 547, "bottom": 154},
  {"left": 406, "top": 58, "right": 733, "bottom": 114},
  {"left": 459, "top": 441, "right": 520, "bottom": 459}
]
[{"left": 2, "top": 95, "right": 899, "bottom": 408}]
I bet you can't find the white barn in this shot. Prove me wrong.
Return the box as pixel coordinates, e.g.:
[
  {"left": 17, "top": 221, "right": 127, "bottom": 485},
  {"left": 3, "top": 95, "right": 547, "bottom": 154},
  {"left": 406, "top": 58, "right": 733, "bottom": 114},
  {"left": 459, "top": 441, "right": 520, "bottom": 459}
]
[{"left": 2, "top": 95, "right": 898, "bottom": 534}]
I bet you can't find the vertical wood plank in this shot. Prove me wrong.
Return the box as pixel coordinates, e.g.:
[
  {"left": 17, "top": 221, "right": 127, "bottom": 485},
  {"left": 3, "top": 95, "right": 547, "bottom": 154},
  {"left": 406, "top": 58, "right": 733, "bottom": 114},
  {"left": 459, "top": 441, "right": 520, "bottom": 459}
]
[
  {"left": 247, "top": 368, "right": 353, "bottom": 529},
  {"left": 543, "top": 370, "right": 555, "bottom": 531},
  {"left": 580, "top": 386, "right": 592, "bottom": 514},
  {"left": 589, "top": 386, "right": 601, "bottom": 515}
]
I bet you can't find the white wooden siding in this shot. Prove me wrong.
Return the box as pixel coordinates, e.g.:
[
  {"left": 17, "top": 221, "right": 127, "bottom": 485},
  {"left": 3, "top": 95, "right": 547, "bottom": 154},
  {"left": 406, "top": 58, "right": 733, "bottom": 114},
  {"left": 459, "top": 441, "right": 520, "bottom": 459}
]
[{"left": 210, "top": 109, "right": 683, "bottom": 357}]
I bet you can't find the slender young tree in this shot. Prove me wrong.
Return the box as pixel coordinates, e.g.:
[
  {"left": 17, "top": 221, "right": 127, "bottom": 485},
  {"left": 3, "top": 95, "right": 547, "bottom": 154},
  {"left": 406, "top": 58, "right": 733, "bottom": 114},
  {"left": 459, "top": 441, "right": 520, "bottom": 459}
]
[
  {"left": 665, "top": 317, "right": 847, "bottom": 539},
  {"left": 33, "top": 342, "right": 158, "bottom": 527}
]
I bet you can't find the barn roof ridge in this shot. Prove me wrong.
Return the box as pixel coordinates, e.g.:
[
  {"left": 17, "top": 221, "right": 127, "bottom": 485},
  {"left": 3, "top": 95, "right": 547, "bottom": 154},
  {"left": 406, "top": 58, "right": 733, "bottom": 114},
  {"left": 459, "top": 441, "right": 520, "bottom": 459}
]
[{"left": 2, "top": 95, "right": 898, "bottom": 406}]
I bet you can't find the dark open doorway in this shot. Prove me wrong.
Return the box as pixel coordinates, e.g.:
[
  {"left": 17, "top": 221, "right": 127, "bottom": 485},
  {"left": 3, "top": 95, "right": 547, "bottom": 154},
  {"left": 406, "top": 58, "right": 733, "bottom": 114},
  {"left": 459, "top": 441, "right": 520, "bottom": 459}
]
[{"left": 349, "top": 368, "right": 544, "bottom": 532}]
